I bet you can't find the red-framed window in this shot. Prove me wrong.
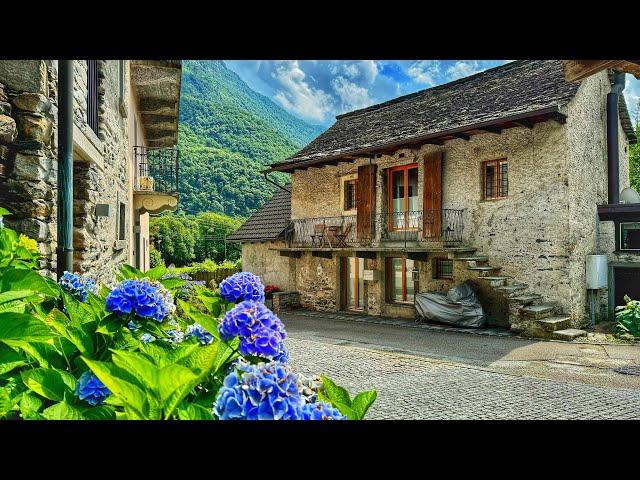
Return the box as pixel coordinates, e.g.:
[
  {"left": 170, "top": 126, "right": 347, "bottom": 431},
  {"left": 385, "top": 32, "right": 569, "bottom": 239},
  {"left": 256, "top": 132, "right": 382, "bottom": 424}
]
[
  {"left": 482, "top": 159, "right": 508, "bottom": 200},
  {"left": 387, "top": 163, "right": 419, "bottom": 230}
]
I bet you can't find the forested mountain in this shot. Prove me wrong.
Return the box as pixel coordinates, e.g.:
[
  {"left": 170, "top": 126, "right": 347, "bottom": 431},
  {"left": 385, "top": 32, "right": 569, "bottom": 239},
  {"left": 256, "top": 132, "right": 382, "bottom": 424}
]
[{"left": 177, "top": 60, "right": 325, "bottom": 217}]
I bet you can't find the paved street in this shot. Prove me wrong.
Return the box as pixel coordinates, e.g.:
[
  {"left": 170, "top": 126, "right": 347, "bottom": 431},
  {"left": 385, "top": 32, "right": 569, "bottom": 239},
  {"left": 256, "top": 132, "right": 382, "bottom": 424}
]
[{"left": 281, "top": 310, "right": 640, "bottom": 419}]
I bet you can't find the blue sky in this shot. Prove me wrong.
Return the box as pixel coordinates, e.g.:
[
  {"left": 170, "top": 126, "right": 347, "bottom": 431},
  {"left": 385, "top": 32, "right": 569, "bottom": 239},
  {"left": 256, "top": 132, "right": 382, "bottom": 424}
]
[{"left": 224, "top": 60, "right": 640, "bottom": 128}]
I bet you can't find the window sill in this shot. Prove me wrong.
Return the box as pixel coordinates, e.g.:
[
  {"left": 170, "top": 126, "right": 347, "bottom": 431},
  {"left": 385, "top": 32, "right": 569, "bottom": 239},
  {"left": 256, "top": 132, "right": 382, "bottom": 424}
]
[
  {"left": 479, "top": 197, "right": 508, "bottom": 203},
  {"left": 113, "top": 239, "right": 127, "bottom": 251},
  {"left": 73, "top": 123, "right": 105, "bottom": 171},
  {"left": 384, "top": 301, "right": 414, "bottom": 308}
]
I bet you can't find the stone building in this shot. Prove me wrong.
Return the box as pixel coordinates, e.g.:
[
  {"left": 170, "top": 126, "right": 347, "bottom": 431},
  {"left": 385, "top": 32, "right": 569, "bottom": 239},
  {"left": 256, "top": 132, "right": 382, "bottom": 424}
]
[
  {"left": 232, "top": 60, "right": 638, "bottom": 339},
  {"left": 0, "top": 60, "right": 181, "bottom": 282}
]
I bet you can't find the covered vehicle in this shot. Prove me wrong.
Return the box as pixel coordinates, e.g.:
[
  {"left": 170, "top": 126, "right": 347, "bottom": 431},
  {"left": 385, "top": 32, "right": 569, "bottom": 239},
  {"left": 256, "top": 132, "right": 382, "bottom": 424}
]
[{"left": 415, "top": 281, "right": 486, "bottom": 328}]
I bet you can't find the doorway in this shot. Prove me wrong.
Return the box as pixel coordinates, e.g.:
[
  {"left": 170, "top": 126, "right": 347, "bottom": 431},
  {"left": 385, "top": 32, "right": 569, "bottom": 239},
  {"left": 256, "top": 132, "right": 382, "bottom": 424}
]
[
  {"left": 342, "top": 256, "right": 365, "bottom": 311},
  {"left": 388, "top": 163, "right": 419, "bottom": 230},
  {"left": 613, "top": 265, "right": 640, "bottom": 308}
]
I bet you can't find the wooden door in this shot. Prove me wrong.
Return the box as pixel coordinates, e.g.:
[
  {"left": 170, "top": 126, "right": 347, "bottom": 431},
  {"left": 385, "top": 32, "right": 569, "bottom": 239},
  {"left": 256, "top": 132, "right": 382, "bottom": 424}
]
[
  {"left": 423, "top": 151, "right": 443, "bottom": 238},
  {"left": 357, "top": 164, "right": 377, "bottom": 242}
]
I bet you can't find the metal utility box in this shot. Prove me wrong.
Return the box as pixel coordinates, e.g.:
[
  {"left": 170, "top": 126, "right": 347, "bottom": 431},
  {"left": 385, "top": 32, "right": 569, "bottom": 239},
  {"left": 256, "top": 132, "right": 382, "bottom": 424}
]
[
  {"left": 586, "top": 254, "right": 607, "bottom": 289},
  {"left": 95, "top": 204, "right": 111, "bottom": 217}
]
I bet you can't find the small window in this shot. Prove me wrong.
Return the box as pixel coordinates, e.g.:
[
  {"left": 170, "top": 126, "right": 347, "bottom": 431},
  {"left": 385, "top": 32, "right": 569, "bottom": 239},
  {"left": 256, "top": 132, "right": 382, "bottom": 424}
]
[
  {"left": 434, "top": 258, "right": 453, "bottom": 279},
  {"left": 344, "top": 179, "right": 358, "bottom": 211},
  {"left": 482, "top": 159, "right": 508, "bottom": 200},
  {"left": 86, "top": 60, "right": 99, "bottom": 135},
  {"left": 118, "top": 202, "right": 126, "bottom": 241},
  {"left": 621, "top": 222, "right": 640, "bottom": 251},
  {"left": 386, "top": 256, "right": 416, "bottom": 303}
]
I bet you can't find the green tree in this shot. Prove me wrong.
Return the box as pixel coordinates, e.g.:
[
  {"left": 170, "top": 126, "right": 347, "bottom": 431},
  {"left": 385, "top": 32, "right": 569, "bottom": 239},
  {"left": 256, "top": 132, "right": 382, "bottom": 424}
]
[{"left": 150, "top": 212, "right": 242, "bottom": 266}]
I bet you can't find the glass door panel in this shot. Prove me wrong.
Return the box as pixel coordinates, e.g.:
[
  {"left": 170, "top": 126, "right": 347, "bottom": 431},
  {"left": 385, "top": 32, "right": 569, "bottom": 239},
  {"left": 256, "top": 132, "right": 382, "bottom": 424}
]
[
  {"left": 391, "top": 170, "right": 405, "bottom": 229},
  {"left": 345, "top": 257, "right": 365, "bottom": 310},
  {"left": 405, "top": 258, "right": 415, "bottom": 302}
]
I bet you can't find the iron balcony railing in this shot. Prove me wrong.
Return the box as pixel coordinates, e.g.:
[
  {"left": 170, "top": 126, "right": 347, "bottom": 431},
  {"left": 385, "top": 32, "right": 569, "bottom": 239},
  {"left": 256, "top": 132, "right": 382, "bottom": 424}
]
[
  {"left": 133, "top": 146, "right": 179, "bottom": 194},
  {"left": 284, "top": 209, "right": 464, "bottom": 249}
]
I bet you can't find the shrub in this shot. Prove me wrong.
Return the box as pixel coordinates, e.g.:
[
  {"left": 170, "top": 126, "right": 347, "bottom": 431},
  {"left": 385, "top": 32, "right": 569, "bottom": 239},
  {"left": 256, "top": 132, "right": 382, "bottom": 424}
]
[
  {"left": 149, "top": 247, "right": 164, "bottom": 269},
  {"left": 616, "top": 295, "right": 640, "bottom": 338},
  {"left": 0, "top": 207, "right": 376, "bottom": 420}
]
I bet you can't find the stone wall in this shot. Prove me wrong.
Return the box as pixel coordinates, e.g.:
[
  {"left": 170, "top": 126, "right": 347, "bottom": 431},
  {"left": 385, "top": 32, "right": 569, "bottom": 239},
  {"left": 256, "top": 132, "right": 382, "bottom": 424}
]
[
  {"left": 241, "top": 241, "right": 296, "bottom": 290},
  {"left": 295, "top": 253, "right": 339, "bottom": 311},
  {"left": 70, "top": 60, "right": 131, "bottom": 283},
  {"left": 0, "top": 60, "right": 134, "bottom": 284},
  {"left": 0, "top": 61, "right": 57, "bottom": 275},
  {"left": 566, "top": 71, "right": 632, "bottom": 325}
]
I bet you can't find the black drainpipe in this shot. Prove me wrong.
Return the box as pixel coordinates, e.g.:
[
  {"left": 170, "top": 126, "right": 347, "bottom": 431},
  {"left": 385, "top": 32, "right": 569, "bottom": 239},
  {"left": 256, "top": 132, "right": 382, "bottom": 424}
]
[
  {"left": 262, "top": 171, "right": 291, "bottom": 193},
  {"left": 607, "top": 71, "right": 626, "bottom": 204},
  {"left": 56, "top": 60, "right": 74, "bottom": 278}
]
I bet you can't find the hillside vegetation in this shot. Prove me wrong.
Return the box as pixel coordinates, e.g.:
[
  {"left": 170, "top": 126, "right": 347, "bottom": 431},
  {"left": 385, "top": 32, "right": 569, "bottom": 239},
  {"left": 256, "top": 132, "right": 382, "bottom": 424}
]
[{"left": 177, "top": 60, "right": 324, "bottom": 217}]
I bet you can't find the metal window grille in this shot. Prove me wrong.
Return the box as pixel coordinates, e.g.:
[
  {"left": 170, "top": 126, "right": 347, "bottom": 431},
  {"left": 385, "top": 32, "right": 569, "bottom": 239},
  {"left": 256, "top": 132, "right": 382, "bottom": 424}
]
[
  {"left": 434, "top": 258, "right": 453, "bottom": 279},
  {"left": 344, "top": 180, "right": 358, "bottom": 210},
  {"left": 86, "top": 60, "right": 99, "bottom": 135},
  {"left": 483, "top": 159, "right": 508, "bottom": 200}
]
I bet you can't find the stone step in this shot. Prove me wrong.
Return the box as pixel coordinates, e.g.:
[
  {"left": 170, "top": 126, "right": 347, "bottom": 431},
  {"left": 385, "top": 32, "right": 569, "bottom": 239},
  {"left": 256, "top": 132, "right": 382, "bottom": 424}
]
[
  {"left": 479, "top": 275, "right": 511, "bottom": 287},
  {"left": 495, "top": 284, "right": 528, "bottom": 296},
  {"left": 552, "top": 328, "right": 587, "bottom": 341},
  {"left": 521, "top": 303, "right": 557, "bottom": 319},
  {"left": 453, "top": 256, "right": 489, "bottom": 262},
  {"left": 510, "top": 294, "right": 542, "bottom": 305},
  {"left": 449, "top": 247, "right": 478, "bottom": 257},
  {"left": 468, "top": 265, "right": 500, "bottom": 272},
  {"left": 536, "top": 316, "right": 572, "bottom": 332}
]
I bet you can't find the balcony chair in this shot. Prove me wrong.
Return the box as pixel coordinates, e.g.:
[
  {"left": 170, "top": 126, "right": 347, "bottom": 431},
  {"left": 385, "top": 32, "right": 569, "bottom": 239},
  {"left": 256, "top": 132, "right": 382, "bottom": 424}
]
[
  {"left": 310, "top": 223, "right": 326, "bottom": 247},
  {"left": 333, "top": 222, "right": 352, "bottom": 248}
]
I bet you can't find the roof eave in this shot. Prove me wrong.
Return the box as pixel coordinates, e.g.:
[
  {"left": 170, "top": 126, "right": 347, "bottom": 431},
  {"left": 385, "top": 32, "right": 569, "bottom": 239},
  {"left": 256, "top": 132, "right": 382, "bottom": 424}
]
[{"left": 268, "top": 105, "right": 567, "bottom": 173}]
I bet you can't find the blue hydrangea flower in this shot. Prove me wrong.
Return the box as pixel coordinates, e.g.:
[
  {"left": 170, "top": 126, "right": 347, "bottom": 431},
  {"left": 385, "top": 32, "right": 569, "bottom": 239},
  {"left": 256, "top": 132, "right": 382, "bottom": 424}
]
[
  {"left": 185, "top": 323, "right": 214, "bottom": 345},
  {"left": 0, "top": 216, "right": 3, "bottom": 229},
  {"left": 59, "top": 271, "right": 97, "bottom": 302},
  {"left": 105, "top": 279, "right": 175, "bottom": 322},
  {"left": 219, "top": 272, "right": 265, "bottom": 303},
  {"left": 75, "top": 371, "right": 111, "bottom": 406},
  {"left": 218, "top": 301, "right": 287, "bottom": 359},
  {"left": 300, "top": 401, "right": 347, "bottom": 420},
  {"left": 140, "top": 333, "right": 155, "bottom": 343},
  {"left": 274, "top": 347, "right": 289, "bottom": 363},
  {"left": 165, "top": 328, "right": 184, "bottom": 344},
  {"left": 127, "top": 320, "right": 140, "bottom": 332},
  {"left": 214, "top": 360, "right": 303, "bottom": 420}
]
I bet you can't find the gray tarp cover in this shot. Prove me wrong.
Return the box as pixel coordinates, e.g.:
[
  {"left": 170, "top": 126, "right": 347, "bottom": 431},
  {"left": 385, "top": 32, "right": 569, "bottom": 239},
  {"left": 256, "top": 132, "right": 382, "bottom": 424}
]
[{"left": 415, "top": 281, "right": 486, "bottom": 328}]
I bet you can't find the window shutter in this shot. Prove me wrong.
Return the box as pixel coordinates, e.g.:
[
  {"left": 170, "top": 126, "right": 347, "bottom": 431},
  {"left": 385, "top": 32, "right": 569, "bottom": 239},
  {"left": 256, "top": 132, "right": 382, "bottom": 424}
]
[
  {"left": 423, "top": 151, "right": 443, "bottom": 238},
  {"left": 356, "top": 164, "right": 376, "bottom": 242}
]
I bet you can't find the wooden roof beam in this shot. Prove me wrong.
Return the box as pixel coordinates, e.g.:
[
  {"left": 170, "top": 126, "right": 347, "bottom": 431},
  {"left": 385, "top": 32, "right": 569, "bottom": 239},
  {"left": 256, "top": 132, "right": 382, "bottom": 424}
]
[
  {"left": 479, "top": 126, "right": 502, "bottom": 134},
  {"left": 513, "top": 119, "right": 535, "bottom": 129},
  {"left": 452, "top": 133, "right": 471, "bottom": 141}
]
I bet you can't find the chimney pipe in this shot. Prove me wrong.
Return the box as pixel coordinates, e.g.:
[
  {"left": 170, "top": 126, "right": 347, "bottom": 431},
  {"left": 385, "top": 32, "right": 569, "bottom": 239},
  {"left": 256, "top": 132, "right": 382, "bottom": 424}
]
[{"left": 607, "top": 71, "right": 625, "bottom": 204}]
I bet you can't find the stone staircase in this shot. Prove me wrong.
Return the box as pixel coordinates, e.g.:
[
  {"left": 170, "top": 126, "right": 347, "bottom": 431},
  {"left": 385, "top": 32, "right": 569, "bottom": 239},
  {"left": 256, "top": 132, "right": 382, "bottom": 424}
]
[{"left": 449, "top": 247, "right": 587, "bottom": 341}]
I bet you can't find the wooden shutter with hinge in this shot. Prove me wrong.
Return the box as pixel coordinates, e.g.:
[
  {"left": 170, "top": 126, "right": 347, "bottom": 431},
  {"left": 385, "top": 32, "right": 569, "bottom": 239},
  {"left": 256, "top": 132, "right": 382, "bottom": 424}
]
[
  {"left": 356, "top": 164, "right": 377, "bottom": 242},
  {"left": 423, "top": 151, "right": 443, "bottom": 238}
]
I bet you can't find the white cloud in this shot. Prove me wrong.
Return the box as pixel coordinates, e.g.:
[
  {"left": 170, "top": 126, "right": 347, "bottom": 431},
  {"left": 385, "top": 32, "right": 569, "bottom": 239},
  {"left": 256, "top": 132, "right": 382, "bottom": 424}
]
[
  {"left": 625, "top": 74, "right": 639, "bottom": 126},
  {"left": 330, "top": 76, "right": 374, "bottom": 113},
  {"left": 446, "top": 61, "right": 481, "bottom": 80},
  {"left": 269, "top": 61, "right": 334, "bottom": 124},
  {"left": 407, "top": 61, "right": 441, "bottom": 86}
]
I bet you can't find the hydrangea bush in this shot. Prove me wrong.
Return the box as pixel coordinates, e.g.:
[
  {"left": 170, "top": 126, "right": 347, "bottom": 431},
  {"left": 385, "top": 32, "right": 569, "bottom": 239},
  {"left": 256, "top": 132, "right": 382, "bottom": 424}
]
[{"left": 0, "top": 207, "right": 377, "bottom": 420}]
